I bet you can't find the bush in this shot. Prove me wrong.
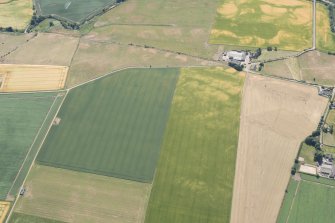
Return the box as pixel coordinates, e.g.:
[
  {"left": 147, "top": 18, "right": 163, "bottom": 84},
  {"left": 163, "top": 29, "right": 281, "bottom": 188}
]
[{"left": 267, "top": 46, "right": 273, "bottom": 51}]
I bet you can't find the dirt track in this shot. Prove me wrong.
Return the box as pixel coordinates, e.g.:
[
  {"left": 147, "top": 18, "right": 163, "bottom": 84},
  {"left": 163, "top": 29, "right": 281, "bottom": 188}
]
[{"left": 231, "top": 75, "right": 327, "bottom": 223}]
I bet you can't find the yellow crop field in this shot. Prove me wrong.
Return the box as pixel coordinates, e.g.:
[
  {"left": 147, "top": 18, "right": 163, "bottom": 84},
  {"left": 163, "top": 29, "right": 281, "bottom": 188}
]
[
  {"left": 0, "top": 0, "right": 33, "bottom": 29},
  {"left": 0, "top": 201, "right": 10, "bottom": 223},
  {"left": 0, "top": 64, "right": 68, "bottom": 92}
]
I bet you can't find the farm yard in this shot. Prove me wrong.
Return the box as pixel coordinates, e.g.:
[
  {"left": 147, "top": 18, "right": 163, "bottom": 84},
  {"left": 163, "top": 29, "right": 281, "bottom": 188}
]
[
  {"left": 145, "top": 67, "right": 245, "bottom": 223},
  {"left": 316, "top": 3, "right": 335, "bottom": 52},
  {"left": 35, "top": 0, "right": 117, "bottom": 23},
  {"left": 13, "top": 165, "right": 150, "bottom": 223},
  {"left": 0, "top": 0, "right": 33, "bottom": 29},
  {"left": 278, "top": 176, "right": 335, "bottom": 223},
  {"left": 37, "top": 68, "right": 179, "bottom": 182},
  {"left": 230, "top": 75, "right": 327, "bottom": 223},
  {"left": 0, "top": 92, "right": 57, "bottom": 200},
  {"left": 0, "top": 64, "right": 68, "bottom": 92},
  {"left": 210, "top": 0, "right": 313, "bottom": 51}
]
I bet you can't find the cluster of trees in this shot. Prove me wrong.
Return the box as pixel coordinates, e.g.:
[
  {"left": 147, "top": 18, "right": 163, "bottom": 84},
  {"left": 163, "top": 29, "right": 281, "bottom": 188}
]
[
  {"left": 228, "top": 62, "right": 243, "bottom": 71},
  {"left": 328, "top": 6, "right": 335, "bottom": 33},
  {"left": 0, "top": 27, "right": 18, "bottom": 32},
  {"left": 304, "top": 129, "right": 325, "bottom": 164},
  {"left": 266, "top": 46, "right": 278, "bottom": 51}
]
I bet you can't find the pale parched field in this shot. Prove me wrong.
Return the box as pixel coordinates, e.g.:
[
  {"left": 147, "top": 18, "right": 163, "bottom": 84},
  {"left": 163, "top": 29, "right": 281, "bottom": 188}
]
[
  {"left": 2, "top": 33, "right": 80, "bottom": 66},
  {"left": 14, "top": 165, "right": 151, "bottom": 223},
  {"left": 0, "top": 0, "right": 33, "bottom": 29},
  {"left": 231, "top": 75, "right": 327, "bottom": 223},
  {"left": 0, "top": 201, "right": 10, "bottom": 223},
  {"left": 210, "top": 0, "right": 312, "bottom": 51},
  {"left": 316, "top": 3, "right": 335, "bottom": 52},
  {"left": 0, "top": 64, "right": 68, "bottom": 92}
]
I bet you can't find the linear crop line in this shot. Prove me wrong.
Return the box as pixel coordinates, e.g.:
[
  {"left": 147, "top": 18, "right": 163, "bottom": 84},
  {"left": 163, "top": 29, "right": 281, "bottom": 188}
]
[
  {"left": 5, "top": 90, "right": 69, "bottom": 223},
  {"left": 285, "top": 181, "right": 301, "bottom": 223}
]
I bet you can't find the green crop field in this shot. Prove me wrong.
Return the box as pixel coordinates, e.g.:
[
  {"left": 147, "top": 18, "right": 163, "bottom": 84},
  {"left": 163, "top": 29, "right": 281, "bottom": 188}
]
[
  {"left": 210, "top": 0, "right": 313, "bottom": 51},
  {"left": 14, "top": 165, "right": 150, "bottom": 223},
  {"left": 9, "top": 213, "right": 64, "bottom": 223},
  {"left": 145, "top": 67, "right": 245, "bottom": 223},
  {"left": 0, "top": 92, "right": 57, "bottom": 200},
  {"left": 276, "top": 179, "right": 299, "bottom": 223},
  {"left": 37, "top": 68, "right": 179, "bottom": 182},
  {"left": 281, "top": 179, "right": 335, "bottom": 223},
  {"left": 317, "top": 3, "right": 335, "bottom": 52},
  {"left": 35, "top": 0, "right": 117, "bottom": 23},
  {"left": 0, "top": 0, "right": 33, "bottom": 29}
]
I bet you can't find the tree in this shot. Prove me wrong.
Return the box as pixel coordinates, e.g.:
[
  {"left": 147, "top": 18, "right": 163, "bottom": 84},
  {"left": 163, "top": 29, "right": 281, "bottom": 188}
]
[
  {"left": 314, "top": 150, "right": 324, "bottom": 163},
  {"left": 267, "top": 46, "right": 272, "bottom": 51}
]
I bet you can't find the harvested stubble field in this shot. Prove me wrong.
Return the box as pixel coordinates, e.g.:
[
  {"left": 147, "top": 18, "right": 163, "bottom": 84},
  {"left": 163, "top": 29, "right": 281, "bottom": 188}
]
[
  {"left": 210, "top": 0, "right": 313, "bottom": 51},
  {"left": 316, "top": 3, "right": 335, "bottom": 52},
  {"left": 2, "top": 33, "right": 80, "bottom": 66},
  {"left": 263, "top": 51, "right": 335, "bottom": 85},
  {"left": 0, "top": 0, "right": 33, "bottom": 29},
  {"left": 279, "top": 177, "right": 335, "bottom": 223},
  {"left": 0, "top": 201, "right": 10, "bottom": 223},
  {"left": 0, "top": 64, "right": 68, "bottom": 92},
  {"left": 66, "top": 39, "right": 218, "bottom": 87},
  {"left": 145, "top": 67, "right": 245, "bottom": 223},
  {"left": 14, "top": 165, "right": 150, "bottom": 223},
  {"left": 38, "top": 68, "right": 179, "bottom": 182},
  {"left": 0, "top": 92, "right": 57, "bottom": 200},
  {"left": 231, "top": 75, "right": 327, "bottom": 223},
  {"left": 9, "top": 213, "right": 64, "bottom": 223},
  {"left": 35, "top": 0, "right": 117, "bottom": 23},
  {"left": 88, "top": 0, "right": 220, "bottom": 59}
]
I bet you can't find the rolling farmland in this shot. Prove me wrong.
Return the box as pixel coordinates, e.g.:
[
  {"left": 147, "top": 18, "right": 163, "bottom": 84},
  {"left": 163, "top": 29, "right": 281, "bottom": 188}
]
[
  {"left": 35, "top": 0, "right": 117, "bottom": 23},
  {"left": 145, "top": 67, "right": 245, "bottom": 223},
  {"left": 210, "top": 0, "right": 313, "bottom": 51},
  {"left": 37, "top": 68, "right": 179, "bottom": 182},
  {"left": 231, "top": 75, "right": 327, "bottom": 223},
  {"left": 0, "top": 92, "right": 57, "bottom": 200},
  {"left": 14, "top": 165, "right": 151, "bottom": 223},
  {"left": 0, "top": 0, "right": 33, "bottom": 29}
]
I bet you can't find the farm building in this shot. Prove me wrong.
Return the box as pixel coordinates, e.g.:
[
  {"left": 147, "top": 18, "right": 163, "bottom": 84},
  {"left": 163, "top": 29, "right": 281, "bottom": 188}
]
[{"left": 226, "top": 51, "right": 246, "bottom": 61}]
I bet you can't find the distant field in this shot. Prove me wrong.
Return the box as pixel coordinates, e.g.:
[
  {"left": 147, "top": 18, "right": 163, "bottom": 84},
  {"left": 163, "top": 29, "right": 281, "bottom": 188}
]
[
  {"left": 14, "top": 165, "right": 150, "bottom": 223},
  {"left": 278, "top": 178, "right": 335, "bottom": 223},
  {"left": 210, "top": 0, "right": 312, "bottom": 51},
  {"left": 0, "top": 64, "right": 68, "bottom": 92},
  {"left": 9, "top": 213, "right": 64, "bottom": 223},
  {"left": 0, "top": 93, "right": 57, "bottom": 200},
  {"left": 38, "top": 68, "right": 179, "bottom": 182},
  {"left": 89, "top": 0, "right": 220, "bottom": 59},
  {"left": 0, "top": 0, "right": 33, "bottom": 29},
  {"left": 316, "top": 3, "right": 335, "bottom": 52},
  {"left": 145, "top": 67, "right": 245, "bottom": 223},
  {"left": 35, "top": 0, "right": 117, "bottom": 23}
]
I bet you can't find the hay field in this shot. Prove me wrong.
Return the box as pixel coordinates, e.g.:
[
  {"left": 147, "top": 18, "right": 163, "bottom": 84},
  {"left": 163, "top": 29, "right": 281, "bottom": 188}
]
[
  {"left": 210, "top": 0, "right": 313, "bottom": 51},
  {"left": 316, "top": 3, "right": 335, "bottom": 52},
  {"left": 278, "top": 178, "right": 335, "bottom": 223},
  {"left": 2, "top": 33, "right": 79, "bottom": 66},
  {"left": 38, "top": 68, "right": 179, "bottom": 182},
  {"left": 145, "top": 67, "right": 245, "bottom": 223},
  {"left": 14, "top": 165, "right": 150, "bottom": 223},
  {"left": 0, "top": 64, "right": 68, "bottom": 92},
  {"left": 35, "top": 0, "right": 117, "bottom": 23},
  {"left": 88, "top": 0, "right": 220, "bottom": 59},
  {"left": 0, "top": 201, "right": 10, "bottom": 223},
  {"left": 66, "top": 39, "right": 218, "bottom": 87},
  {"left": 0, "top": 92, "right": 57, "bottom": 200},
  {"left": 0, "top": 0, "right": 33, "bottom": 29},
  {"left": 231, "top": 75, "right": 327, "bottom": 223}
]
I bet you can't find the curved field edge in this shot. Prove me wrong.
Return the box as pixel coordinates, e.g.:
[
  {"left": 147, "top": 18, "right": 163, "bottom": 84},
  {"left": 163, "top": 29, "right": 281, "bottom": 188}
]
[
  {"left": 36, "top": 68, "right": 180, "bottom": 183},
  {"left": 145, "top": 67, "right": 245, "bottom": 223}
]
